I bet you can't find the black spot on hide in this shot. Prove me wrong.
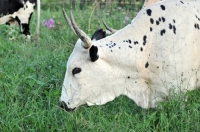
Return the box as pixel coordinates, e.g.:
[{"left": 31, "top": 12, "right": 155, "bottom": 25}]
[
  {"left": 161, "top": 17, "right": 165, "bottom": 22},
  {"left": 134, "top": 41, "right": 139, "bottom": 45},
  {"left": 150, "top": 18, "right": 154, "bottom": 24},
  {"left": 180, "top": 1, "right": 184, "bottom": 4},
  {"left": 146, "top": 9, "right": 152, "bottom": 16},
  {"left": 89, "top": 45, "right": 99, "bottom": 62},
  {"left": 91, "top": 29, "right": 106, "bottom": 41},
  {"left": 173, "top": 26, "right": 176, "bottom": 34},
  {"left": 140, "top": 47, "right": 143, "bottom": 51},
  {"left": 195, "top": 15, "right": 200, "bottom": 21},
  {"left": 143, "top": 35, "right": 147, "bottom": 42},
  {"left": 127, "top": 76, "right": 130, "bottom": 79},
  {"left": 150, "top": 27, "right": 153, "bottom": 32},
  {"left": 194, "top": 23, "right": 200, "bottom": 29},
  {"left": 169, "top": 23, "right": 172, "bottom": 29},
  {"left": 143, "top": 35, "right": 147, "bottom": 46},
  {"left": 145, "top": 62, "right": 149, "bottom": 68},
  {"left": 128, "top": 39, "right": 132, "bottom": 44},
  {"left": 160, "top": 5, "right": 165, "bottom": 10},
  {"left": 156, "top": 21, "right": 159, "bottom": 25},
  {"left": 160, "top": 29, "right": 166, "bottom": 36}
]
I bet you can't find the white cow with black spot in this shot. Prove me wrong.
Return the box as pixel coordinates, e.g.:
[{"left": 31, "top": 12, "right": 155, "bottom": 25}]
[
  {"left": 0, "top": 0, "right": 40, "bottom": 39},
  {"left": 59, "top": 0, "right": 200, "bottom": 111}
]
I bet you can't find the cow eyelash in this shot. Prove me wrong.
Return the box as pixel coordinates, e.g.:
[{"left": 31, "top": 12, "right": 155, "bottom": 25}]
[{"left": 72, "top": 67, "right": 81, "bottom": 75}]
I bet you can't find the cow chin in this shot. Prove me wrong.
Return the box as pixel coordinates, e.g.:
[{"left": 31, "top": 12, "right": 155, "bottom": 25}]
[{"left": 85, "top": 92, "right": 117, "bottom": 107}]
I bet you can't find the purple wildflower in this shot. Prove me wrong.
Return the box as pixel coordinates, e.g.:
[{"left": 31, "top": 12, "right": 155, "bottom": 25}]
[
  {"left": 42, "top": 20, "right": 47, "bottom": 27},
  {"left": 47, "top": 18, "right": 54, "bottom": 29}
]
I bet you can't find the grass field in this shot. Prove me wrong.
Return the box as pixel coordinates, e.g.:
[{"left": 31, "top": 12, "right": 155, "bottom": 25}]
[{"left": 0, "top": 5, "right": 200, "bottom": 131}]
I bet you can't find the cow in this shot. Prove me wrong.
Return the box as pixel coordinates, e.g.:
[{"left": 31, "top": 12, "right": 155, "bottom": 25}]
[
  {"left": 0, "top": 0, "right": 40, "bottom": 39},
  {"left": 59, "top": 0, "right": 200, "bottom": 111}
]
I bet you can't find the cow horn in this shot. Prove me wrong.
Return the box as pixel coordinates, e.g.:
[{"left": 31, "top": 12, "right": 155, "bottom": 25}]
[
  {"left": 62, "top": 8, "right": 75, "bottom": 32},
  {"left": 102, "top": 20, "right": 118, "bottom": 34},
  {"left": 70, "top": 10, "right": 91, "bottom": 49}
]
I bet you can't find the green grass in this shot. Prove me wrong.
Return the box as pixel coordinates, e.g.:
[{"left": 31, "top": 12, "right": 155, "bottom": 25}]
[{"left": 0, "top": 6, "right": 200, "bottom": 132}]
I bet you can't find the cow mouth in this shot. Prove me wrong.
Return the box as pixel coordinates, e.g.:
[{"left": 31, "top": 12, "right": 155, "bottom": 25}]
[{"left": 58, "top": 101, "right": 76, "bottom": 112}]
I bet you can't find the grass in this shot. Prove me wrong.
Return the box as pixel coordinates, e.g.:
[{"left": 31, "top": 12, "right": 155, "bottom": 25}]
[{"left": 0, "top": 4, "right": 200, "bottom": 131}]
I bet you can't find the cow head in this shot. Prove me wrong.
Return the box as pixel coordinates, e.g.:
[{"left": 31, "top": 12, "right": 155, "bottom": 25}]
[{"left": 59, "top": 10, "right": 124, "bottom": 111}]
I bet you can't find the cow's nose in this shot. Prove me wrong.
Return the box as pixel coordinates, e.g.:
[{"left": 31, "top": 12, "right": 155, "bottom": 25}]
[{"left": 58, "top": 101, "right": 75, "bottom": 111}]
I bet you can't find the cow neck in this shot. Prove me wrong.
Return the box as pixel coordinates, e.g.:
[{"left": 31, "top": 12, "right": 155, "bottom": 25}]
[{"left": 92, "top": 23, "right": 151, "bottom": 107}]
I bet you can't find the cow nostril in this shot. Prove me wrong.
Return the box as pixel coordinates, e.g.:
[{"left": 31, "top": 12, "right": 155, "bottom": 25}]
[{"left": 58, "top": 101, "right": 75, "bottom": 112}]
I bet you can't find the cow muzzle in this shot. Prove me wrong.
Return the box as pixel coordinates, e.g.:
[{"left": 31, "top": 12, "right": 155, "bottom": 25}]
[{"left": 58, "top": 101, "right": 76, "bottom": 111}]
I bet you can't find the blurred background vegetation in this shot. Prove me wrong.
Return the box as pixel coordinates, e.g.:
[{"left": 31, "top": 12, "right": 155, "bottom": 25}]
[
  {"left": 38, "top": 0, "right": 145, "bottom": 37},
  {"left": 41, "top": 0, "right": 144, "bottom": 11}
]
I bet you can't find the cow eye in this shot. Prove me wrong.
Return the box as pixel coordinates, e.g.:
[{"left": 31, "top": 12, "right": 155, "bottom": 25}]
[{"left": 72, "top": 67, "right": 81, "bottom": 75}]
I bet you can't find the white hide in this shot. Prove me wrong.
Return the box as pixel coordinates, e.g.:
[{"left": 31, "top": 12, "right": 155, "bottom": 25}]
[{"left": 60, "top": 0, "right": 200, "bottom": 109}]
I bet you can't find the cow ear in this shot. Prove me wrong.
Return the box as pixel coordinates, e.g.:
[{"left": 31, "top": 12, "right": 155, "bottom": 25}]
[
  {"left": 89, "top": 45, "right": 99, "bottom": 62},
  {"left": 91, "top": 29, "right": 106, "bottom": 41}
]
